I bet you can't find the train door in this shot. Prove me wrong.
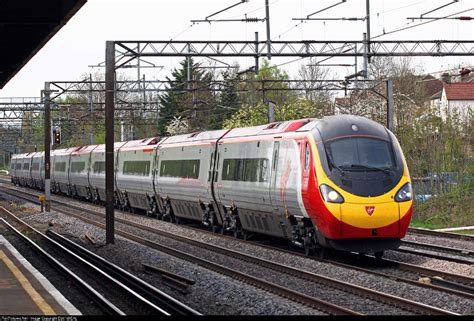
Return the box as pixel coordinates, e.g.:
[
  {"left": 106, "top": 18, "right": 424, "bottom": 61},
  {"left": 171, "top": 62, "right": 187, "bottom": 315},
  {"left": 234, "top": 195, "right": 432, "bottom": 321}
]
[
  {"left": 151, "top": 148, "right": 159, "bottom": 195},
  {"left": 270, "top": 141, "right": 280, "bottom": 212},
  {"left": 301, "top": 140, "right": 310, "bottom": 190},
  {"left": 209, "top": 145, "right": 224, "bottom": 225}
]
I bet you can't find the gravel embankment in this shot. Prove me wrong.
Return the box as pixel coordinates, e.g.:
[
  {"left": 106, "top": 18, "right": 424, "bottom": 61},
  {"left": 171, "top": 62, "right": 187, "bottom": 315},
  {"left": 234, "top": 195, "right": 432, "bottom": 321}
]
[
  {"left": 24, "top": 208, "right": 473, "bottom": 315},
  {"left": 21, "top": 210, "right": 322, "bottom": 315},
  {"left": 1, "top": 188, "right": 472, "bottom": 315}
]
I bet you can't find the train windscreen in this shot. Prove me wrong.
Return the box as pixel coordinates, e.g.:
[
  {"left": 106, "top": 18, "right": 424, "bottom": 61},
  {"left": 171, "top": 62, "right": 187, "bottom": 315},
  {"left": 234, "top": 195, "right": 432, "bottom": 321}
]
[{"left": 325, "top": 137, "right": 395, "bottom": 172}]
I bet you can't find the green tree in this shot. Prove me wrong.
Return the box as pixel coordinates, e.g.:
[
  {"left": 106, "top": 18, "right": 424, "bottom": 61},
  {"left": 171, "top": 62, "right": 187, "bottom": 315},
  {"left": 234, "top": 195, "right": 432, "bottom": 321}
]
[
  {"left": 223, "top": 59, "right": 330, "bottom": 128},
  {"left": 158, "top": 58, "right": 217, "bottom": 134},
  {"left": 210, "top": 67, "right": 241, "bottom": 129}
]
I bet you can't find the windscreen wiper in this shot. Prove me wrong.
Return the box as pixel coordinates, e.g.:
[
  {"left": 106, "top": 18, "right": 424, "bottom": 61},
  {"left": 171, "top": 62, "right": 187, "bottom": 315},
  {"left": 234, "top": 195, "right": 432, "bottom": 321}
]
[
  {"left": 341, "top": 164, "right": 393, "bottom": 175},
  {"left": 326, "top": 152, "right": 344, "bottom": 176}
]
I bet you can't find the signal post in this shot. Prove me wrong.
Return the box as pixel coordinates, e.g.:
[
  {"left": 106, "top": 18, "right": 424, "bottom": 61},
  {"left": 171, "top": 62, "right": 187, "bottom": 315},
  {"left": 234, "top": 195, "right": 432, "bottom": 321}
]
[{"left": 43, "top": 82, "right": 51, "bottom": 212}]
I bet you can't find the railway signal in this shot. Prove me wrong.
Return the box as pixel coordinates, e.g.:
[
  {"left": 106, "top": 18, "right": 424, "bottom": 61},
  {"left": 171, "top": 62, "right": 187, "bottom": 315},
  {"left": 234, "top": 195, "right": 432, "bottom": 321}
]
[{"left": 53, "top": 127, "right": 61, "bottom": 144}]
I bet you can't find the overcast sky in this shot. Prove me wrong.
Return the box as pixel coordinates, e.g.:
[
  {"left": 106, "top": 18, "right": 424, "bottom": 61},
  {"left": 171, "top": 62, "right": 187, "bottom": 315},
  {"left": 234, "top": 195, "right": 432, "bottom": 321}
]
[{"left": 1, "top": 0, "right": 473, "bottom": 98}]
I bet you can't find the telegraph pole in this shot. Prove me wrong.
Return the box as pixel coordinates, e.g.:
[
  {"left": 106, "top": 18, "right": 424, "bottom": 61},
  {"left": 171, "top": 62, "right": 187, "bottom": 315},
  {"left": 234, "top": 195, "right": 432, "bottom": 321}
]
[
  {"left": 265, "top": 0, "right": 271, "bottom": 59},
  {"left": 386, "top": 79, "right": 394, "bottom": 131},
  {"left": 43, "top": 82, "right": 51, "bottom": 212},
  {"left": 89, "top": 73, "right": 94, "bottom": 145},
  {"left": 105, "top": 41, "right": 115, "bottom": 245},
  {"left": 366, "top": 0, "right": 371, "bottom": 63}
]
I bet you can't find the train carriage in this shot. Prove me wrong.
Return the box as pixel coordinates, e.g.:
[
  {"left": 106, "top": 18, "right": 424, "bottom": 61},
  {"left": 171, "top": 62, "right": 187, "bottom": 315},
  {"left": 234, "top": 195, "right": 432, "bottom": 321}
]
[
  {"left": 154, "top": 130, "right": 229, "bottom": 225},
  {"left": 69, "top": 145, "right": 99, "bottom": 199},
  {"left": 10, "top": 154, "right": 18, "bottom": 184},
  {"left": 10, "top": 153, "right": 26, "bottom": 185},
  {"left": 17, "top": 153, "right": 33, "bottom": 187},
  {"left": 214, "top": 120, "right": 311, "bottom": 238},
  {"left": 115, "top": 138, "right": 160, "bottom": 211},
  {"left": 51, "top": 147, "right": 76, "bottom": 195},
  {"left": 88, "top": 141, "right": 127, "bottom": 203},
  {"left": 30, "top": 152, "right": 44, "bottom": 189},
  {"left": 301, "top": 115, "right": 413, "bottom": 255}
]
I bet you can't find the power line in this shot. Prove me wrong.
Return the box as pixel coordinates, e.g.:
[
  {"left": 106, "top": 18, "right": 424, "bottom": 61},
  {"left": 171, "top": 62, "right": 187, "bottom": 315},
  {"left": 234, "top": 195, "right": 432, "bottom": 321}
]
[{"left": 373, "top": 7, "right": 474, "bottom": 39}]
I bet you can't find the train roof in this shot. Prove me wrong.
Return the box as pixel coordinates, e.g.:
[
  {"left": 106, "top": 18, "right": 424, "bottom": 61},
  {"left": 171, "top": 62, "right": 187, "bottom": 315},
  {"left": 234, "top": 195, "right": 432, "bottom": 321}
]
[
  {"left": 11, "top": 153, "right": 29, "bottom": 159},
  {"left": 51, "top": 147, "right": 78, "bottom": 156},
  {"left": 119, "top": 137, "right": 161, "bottom": 151},
  {"left": 223, "top": 119, "right": 313, "bottom": 139},
  {"left": 92, "top": 141, "right": 128, "bottom": 152},
  {"left": 314, "top": 115, "right": 390, "bottom": 142},
  {"left": 159, "top": 129, "right": 229, "bottom": 146},
  {"left": 31, "top": 151, "right": 45, "bottom": 158},
  {"left": 71, "top": 145, "right": 99, "bottom": 156}
]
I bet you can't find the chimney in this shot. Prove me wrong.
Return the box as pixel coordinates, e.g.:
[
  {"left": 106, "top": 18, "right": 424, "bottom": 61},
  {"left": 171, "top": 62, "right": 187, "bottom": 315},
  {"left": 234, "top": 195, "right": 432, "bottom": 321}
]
[
  {"left": 441, "top": 72, "right": 450, "bottom": 83},
  {"left": 459, "top": 68, "right": 471, "bottom": 82}
]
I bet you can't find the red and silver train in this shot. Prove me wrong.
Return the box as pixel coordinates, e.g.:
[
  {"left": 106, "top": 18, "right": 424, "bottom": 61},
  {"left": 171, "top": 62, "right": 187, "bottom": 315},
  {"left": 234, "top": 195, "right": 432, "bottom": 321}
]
[{"left": 11, "top": 115, "right": 413, "bottom": 257}]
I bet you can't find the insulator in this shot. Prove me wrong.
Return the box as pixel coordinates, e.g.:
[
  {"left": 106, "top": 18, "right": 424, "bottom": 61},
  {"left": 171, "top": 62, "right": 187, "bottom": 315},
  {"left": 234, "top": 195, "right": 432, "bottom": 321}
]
[{"left": 244, "top": 17, "right": 261, "bottom": 23}]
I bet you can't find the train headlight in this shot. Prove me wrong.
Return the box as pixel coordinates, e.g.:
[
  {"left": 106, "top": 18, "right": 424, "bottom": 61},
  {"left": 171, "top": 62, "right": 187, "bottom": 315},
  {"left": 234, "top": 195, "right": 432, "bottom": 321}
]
[
  {"left": 395, "top": 182, "right": 413, "bottom": 202},
  {"left": 320, "top": 184, "right": 344, "bottom": 203}
]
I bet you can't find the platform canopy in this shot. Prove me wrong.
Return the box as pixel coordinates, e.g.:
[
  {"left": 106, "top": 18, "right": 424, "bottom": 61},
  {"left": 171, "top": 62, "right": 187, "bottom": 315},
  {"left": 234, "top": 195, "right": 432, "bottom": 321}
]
[{"left": 0, "top": 0, "right": 87, "bottom": 89}]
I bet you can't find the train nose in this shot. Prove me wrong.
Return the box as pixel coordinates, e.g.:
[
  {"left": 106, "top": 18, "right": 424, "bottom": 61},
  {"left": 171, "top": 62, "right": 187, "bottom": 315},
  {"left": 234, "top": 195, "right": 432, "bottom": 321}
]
[{"left": 340, "top": 201, "right": 400, "bottom": 237}]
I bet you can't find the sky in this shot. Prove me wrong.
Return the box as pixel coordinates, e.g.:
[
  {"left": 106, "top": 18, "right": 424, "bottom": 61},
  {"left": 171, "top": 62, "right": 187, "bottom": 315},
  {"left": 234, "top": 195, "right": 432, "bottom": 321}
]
[{"left": 0, "top": 0, "right": 473, "bottom": 99}]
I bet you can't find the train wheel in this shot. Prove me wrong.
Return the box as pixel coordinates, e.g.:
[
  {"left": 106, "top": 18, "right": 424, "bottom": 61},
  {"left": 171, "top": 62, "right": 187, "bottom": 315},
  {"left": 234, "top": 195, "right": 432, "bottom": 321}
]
[
  {"left": 318, "top": 248, "right": 327, "bottom": 259},
  {"left": 374, "top": 251, "right": 384, "bottom": 259},
  {"left": 304, "top": 245, "right": 311, "bottom": 256}
]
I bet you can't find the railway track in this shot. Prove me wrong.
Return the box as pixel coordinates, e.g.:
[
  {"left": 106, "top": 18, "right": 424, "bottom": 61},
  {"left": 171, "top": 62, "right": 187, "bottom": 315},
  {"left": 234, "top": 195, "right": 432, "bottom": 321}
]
[
  {"left": 2, "top": 183, "right": 473, "bottom": 298},
  {"left": 0, "top": 186, "right": 462, "bottom": 315},
  {"left": 0, "top": 217, "right": 120, "bottom": 315},
  {"left": 0, "top": 205, "right": 199, "bottom": 316},
  {"left": 408, "top": 227, "right": 474, "bottom": 241},
  {"left": 397, "top": 240, "right": 474, "bottom": 265}
]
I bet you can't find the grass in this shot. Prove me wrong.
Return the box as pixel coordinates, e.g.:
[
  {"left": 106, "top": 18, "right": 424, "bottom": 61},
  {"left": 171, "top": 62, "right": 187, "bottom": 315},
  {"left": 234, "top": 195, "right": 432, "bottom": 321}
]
[{"left": 411, "top": 188, "right": 473, "bottom": 229}]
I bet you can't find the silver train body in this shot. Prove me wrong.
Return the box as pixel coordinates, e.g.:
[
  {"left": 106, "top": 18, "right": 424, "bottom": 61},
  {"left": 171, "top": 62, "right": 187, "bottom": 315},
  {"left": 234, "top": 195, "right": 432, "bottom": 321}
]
[
  {"left": 10, "top": 120, "right": 314, "bottom": 239},
  {"left": 10, "top": 115, "right": 413, "bottom": 255}
]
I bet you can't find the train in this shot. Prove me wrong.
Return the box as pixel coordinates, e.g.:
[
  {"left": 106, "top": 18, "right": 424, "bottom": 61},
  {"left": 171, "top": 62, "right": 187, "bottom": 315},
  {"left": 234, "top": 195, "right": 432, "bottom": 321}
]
[{"left": 10, "top": 115, "right": 413, "bottom": 258}]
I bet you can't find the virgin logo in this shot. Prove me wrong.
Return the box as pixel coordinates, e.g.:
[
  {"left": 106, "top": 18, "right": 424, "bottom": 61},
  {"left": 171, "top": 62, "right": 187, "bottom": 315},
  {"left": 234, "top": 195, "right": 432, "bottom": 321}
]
[{"left": 365, "top": 206, "right": 375, "bottom": 216}]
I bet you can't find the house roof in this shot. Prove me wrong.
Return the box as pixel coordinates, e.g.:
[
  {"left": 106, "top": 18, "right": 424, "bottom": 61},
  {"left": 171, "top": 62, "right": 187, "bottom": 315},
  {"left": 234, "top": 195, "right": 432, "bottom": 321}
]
[
  {"left": 443, "top": 82, "right": 474, "bottom": 101},
  {"left": 422, "top": 75, "right": 443, "bottom": 100}
]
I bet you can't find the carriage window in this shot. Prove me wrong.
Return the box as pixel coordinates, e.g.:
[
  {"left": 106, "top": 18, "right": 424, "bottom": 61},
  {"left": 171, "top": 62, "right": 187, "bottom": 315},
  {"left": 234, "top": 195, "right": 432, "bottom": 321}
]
[
  {"left": 16, "top": 163, "right": 22, "bottom": 170},
  {"left": 160, "top": 159, "right": 200, "bottom": 179},
  {"left": 305, "top": 142, "right": 310, "bottom": 170},
  {"left": 23, "top": 163, "right": 30, "bottom": 170},
  {"left": 123, "top": 161, "right": 151, "bottom": 176},
  {"left": 93, "top": 161, "right": 106, "bottom": 174},
  {"left": 222, "top": 158, "right": 269, "bottom": 182},
  {"left": 71, "top": 161, "right": 86, "bottom": 173},
  {"left": 54, "top": 162, "right": 66, "bottom": 172},
  {"left": 32, "top": 162, "right": 40, "bottom": 171}
]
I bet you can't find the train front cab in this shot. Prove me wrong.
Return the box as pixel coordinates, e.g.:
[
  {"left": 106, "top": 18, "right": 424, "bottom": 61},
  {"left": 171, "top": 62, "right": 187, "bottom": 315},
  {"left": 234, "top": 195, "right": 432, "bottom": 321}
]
[{"left": 305, "top": 116, "right": 413, "bottom": 255}]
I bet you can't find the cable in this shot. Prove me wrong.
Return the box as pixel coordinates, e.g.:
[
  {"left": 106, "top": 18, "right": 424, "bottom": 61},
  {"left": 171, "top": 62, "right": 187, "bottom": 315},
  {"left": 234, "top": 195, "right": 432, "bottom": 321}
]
[{"left": 372, "top": 7, "right": 474, "bottom": 39}]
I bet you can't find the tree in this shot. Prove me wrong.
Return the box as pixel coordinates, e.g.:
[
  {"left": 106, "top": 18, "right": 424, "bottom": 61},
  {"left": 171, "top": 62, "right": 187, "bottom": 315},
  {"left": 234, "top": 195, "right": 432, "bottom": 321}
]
[
  {"left": 296, "top": 58, "right": 334, "bottom": 116},
  {"left": 209, "top": 66, "right": 241, "bottom": 130},
  {"left": 158, "top": 58, "right": 217, "bottom": 135},
  {"left": 223, "top": 59, "right": 332, "bottom": 128}
]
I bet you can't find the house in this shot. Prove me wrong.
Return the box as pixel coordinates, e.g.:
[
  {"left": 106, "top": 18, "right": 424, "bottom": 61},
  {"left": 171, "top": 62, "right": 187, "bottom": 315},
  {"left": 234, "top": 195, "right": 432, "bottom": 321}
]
[{"left": 439, "top": 82, "right": 474, "bottom": 120}]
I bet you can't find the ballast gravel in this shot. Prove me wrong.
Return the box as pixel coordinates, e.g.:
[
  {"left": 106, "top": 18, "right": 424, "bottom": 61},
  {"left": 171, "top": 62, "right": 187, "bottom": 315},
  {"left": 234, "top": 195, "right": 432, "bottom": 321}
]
[
  {"left": 21, "top": 207, "right": 473, "bottom": 315},
  {"left": 22, "top": 210, "right": 322, "bottom": 315}
]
